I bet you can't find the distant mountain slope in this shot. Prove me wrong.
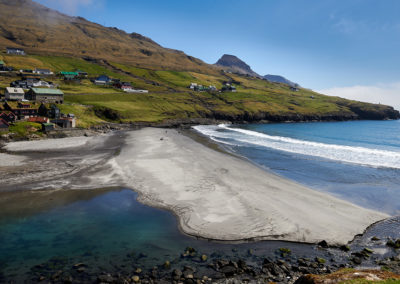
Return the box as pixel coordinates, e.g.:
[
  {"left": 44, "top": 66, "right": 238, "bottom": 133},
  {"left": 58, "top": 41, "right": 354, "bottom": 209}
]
[
  {"left": 215, "top": 54, "right": 260, "bottom": 77},
  {"left": 264, "top": 74, "right": 298, "bottom": 87},
  {"left": 0, "top": 0, "right": 217, "bottom": 73}
]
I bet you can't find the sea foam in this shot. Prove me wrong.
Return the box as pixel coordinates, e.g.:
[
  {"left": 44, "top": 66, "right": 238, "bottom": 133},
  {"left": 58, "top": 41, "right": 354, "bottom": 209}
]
[{"left": 193, "top": 124, "right": 400, "bottom": 169}]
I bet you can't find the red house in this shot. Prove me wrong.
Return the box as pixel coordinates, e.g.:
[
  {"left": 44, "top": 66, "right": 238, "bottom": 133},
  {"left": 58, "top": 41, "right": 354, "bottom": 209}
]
[{"left": 0, "top": 112, "right": 16, "bottom": 123}]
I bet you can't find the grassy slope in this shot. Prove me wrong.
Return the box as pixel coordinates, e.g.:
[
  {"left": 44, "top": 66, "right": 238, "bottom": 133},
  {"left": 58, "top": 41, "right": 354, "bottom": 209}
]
[{"left": 0, "top": 52, "right": 398, "bottom": 128}]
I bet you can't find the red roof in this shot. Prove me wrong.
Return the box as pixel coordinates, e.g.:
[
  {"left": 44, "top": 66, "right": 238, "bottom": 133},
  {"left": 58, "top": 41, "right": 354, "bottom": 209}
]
[{"left": 28, "top": 117, "right": 48, "bottom": 123}]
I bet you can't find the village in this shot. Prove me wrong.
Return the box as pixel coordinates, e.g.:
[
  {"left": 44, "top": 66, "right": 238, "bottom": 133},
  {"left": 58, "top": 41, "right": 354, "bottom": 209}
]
[
  {"left": 0, "top": 47, "right": 242, "bottom": 139},
  {"left": 0, "top": 47, "right": 152, "bottom": 137}
]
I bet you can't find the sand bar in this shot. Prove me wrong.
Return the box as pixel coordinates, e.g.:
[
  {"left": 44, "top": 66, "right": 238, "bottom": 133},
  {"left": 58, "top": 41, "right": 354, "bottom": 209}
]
[
  {"left": 4, "top": 136, "right": 98, "bottom": 152},
  {"left": 107, "top": 128, "right": 388, "bottom": 244},
  {"left": 1, "top": 128, "right": 389, "bottom": 244}
]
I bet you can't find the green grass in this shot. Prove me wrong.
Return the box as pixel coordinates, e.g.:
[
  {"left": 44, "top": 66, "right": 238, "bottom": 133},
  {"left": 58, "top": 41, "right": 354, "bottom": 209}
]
[
  {"left": 65, "top": 92, "right": 214, "bottom": 123},
  {"left": 0, "top": 53, "right": 395, "bottom": 130},
  {"left": 155, "top": 70, "right": 197, "bottom": 88},
  {"left": 9, "top": 122, "right": 42, "bottom": 138},
  {"left": 58, "top": 103, "right": 106, "bottom": 128}
]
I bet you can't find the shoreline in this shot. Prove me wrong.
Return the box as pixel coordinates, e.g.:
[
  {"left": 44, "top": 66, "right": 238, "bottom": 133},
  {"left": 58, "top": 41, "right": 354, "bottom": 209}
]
[
  {"left": 1, "top": 116, "right": 399, "bottom": 144},
  {"left": 109, "top": 128, "right": 388, "bottom": 245},
  {"left": 0, "top": 127, "right": 389, "bottom": 245}
]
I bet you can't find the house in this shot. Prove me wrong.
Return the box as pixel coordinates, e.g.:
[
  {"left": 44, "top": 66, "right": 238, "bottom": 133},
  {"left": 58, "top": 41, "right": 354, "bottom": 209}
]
[
  {"left": 0, "top": 112, "right": 16, "bottom": 123},
  {"left": 28, "top": 117, "right": 50, "bottom": 123},
  {"left": 0, "top": 60, "right": 4, "bottom": 67},
  {"left": 33, "top": 68, "right": 53, "bottom": 75},
  {"left": 60, "top": 71, "right": 79, "bottom": 80},
  {"left": 189, "top": 83, "right": 198, "bottom": 90},
  {"left": 6, "top": 47, "right": 25, "bottom": 55},
  {"left": 48, "top": 104, "right": 61, "bottom": 119},
  {"left": 51, "top": 115, "right": 76, "bottom": 128},
  {"left": 76, "top": 70, "right": 88, "bottom": 77},
  {"left": 18, "top": 103, "right": 31, "bottom": 108},
  {"left": 32, "top": 80, "right": 54, "bottom": 88},
  {"left": 3, "top": 102, "right": 38, "bottom": 119},
  {"left": 26, "top": 88, "right": 64, "bottom": 103},
  {"left": 11, "top": 78, "right": 38, "bottom": 88},
  {"left": 42, "top": 123, "right": 55, "bottom": 132},
  {"left": 0, "top": 65, "right": 13, "bottom": 72},
  {"left": 0, "top": 118, "right": 9, "bottom": 131},
  {"left": 222, "top": 83, "right": 237, "bottom": 92},
  {"left": 5, "top": 87, "right": 25, "bottom": 101},
  {"left": 114, "top": 82, "right": 133, "bottom": 90},
  {"left": 94, "top": 75, "right": 111, "bottom": 85},
  {"left": 124, "top": 89, "right": 149, "bottom": 93},
  {"left": 290, "top": 86, "right": 299, "bottom": 92}
]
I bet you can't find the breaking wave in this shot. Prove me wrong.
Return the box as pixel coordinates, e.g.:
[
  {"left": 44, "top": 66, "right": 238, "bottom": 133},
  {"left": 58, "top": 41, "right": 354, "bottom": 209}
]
[{"left": 193, "top": 124, "right": 400, "bottom": 169}]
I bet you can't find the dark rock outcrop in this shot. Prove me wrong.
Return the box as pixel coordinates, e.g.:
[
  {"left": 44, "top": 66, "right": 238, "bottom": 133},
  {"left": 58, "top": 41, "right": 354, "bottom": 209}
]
[{"left": 215, "top": 54, "right": 260, "bottom": 77}]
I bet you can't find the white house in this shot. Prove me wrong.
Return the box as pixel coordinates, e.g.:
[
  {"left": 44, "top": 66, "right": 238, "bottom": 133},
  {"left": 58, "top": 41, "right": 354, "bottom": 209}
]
[
  {"left": 33, "top": 68, "right": 53, "bottom": 75},
  {"left": 33, "top": 80, "right": 54, "bottom": 88},
  {"left": 6, "top": 47, "right": 25, "bottom": 55},
  {"left": 124, "top": 89, "right": 149, "bottom": 94},
  {"left": 5, "top": 87, "right": 25, "bottom": 101}
]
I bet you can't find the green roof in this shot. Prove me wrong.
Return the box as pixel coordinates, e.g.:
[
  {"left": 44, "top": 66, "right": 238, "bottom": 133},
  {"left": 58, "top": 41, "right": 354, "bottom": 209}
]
[
  {"left": 42, "top": 123, "right": 54, "bottom": 126},
  {"left": 31, "top": 88, "right": 64, "bottom": 95},
  {"left": 60, "top": 71, "right": 78, "bottom": 76},
  {"left": 64, "top": 74, "right": 77, "bottom": 79},
  {"left": 0, "top": 60, "right": 4, "bottom": 65}
]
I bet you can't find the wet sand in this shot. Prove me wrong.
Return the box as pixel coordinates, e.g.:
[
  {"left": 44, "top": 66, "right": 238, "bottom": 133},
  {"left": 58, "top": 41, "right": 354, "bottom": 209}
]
[{"left": 0, "top": 128, "right": 389, "bottom": 245}]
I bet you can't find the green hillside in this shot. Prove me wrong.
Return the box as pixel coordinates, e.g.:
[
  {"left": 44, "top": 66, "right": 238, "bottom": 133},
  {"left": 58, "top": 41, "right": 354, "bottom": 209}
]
[{"left": 0, "top": 52, "right": 399, "bottom": 128}]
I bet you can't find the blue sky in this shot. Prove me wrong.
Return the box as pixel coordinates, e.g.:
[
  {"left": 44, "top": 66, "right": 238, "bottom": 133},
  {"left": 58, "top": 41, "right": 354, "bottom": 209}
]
[{"left": 35, "top": 0, "right": 400, "bottom": 108}]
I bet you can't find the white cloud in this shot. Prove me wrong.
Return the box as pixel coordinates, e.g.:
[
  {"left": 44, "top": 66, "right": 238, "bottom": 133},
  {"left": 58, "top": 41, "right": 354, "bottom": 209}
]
[{"left": 319, "top": 82, "right": 400, "bottom": 111}]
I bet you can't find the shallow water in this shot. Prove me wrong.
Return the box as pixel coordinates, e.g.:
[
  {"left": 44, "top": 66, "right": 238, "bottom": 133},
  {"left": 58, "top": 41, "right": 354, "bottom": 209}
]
[
  {"left": 194, "top": 121, "right": 400, "bottom": 215},
  {"left": 0, "top": 188, "right": 329, "bottom": 281}
]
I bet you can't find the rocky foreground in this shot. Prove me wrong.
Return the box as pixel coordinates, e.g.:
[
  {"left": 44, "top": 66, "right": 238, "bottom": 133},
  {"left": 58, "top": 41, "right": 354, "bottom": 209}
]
[{"left": 13, "top": 239, "right": 400, "bottom": 284}]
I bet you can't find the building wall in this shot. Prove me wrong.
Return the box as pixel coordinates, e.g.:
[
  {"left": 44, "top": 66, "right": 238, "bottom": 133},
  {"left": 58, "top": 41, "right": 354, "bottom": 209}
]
[
  {"left": 7, "top": 50, "right": 25, "bottom": 55},
  {"left": 5, "top": 92, "right": 24, "bottom": 100},
  {"left": 29, "top": 93, "right": 64, "bottom": 103}
]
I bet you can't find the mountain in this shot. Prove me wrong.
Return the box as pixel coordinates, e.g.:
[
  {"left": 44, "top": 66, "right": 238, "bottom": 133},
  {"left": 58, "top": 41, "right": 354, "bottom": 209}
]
[
  {"left": 215, "top": 54, "right": 260, "bottom": 77},
  {"left": 263, "top": 74, "right": 298, "bottom": 87},
  {"left": 0, "top": 0, "right": 398, "bottom": 126},
  {"left": 0, "top": 0, "right": 217, "bottom": 73}
]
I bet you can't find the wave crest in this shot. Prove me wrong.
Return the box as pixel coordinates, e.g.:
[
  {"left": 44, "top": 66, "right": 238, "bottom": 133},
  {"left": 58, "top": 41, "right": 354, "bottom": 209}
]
[{"left": 193, "top": 125, "right": 400, "bottom": 169}]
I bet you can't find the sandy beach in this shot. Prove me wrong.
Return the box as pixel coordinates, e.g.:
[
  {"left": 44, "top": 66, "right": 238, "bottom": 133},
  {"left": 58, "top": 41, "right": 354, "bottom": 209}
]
[{"left": 0, "top": 128, "right": 388, "bottom": 244}]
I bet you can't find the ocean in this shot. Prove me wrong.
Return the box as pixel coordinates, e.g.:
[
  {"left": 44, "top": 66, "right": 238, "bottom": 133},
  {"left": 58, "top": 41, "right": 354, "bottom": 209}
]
[{"left": 194, "top": 120, "right": 400, "bottom": 215}]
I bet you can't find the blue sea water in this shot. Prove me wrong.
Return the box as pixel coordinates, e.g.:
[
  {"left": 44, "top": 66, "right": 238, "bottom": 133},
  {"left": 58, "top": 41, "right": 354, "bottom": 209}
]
[
  {"left": 0, "top": 189, "right": 322, "bottom": 281},
  {"left": 194, "top": 120, "right": 400, "bottom": 215}
]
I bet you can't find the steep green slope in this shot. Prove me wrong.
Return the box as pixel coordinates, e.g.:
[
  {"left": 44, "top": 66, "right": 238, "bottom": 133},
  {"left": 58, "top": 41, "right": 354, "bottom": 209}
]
[{"left": 1, "top": 52, "right": 399, "bottom": 127}]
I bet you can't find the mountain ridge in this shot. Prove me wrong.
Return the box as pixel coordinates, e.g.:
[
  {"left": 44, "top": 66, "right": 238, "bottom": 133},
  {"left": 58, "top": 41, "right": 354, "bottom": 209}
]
[
  {"left": 0, "top": 0, "right": 398, "bottom": 126},
  {"left": 264, "top": 74, "right": 298, "bottom": 87},
  {"left": 0, "top": 0, "right": 218, "bottom": 73},
  {"left": 215, "top": 54, "right": 260, "bottom": 77}
]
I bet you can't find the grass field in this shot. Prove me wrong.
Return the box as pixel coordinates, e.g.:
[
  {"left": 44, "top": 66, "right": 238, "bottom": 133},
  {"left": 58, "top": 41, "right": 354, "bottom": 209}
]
[
  {"left": 9, "top": 121, "right": 42, "bottom": 138},
  {"left": 0, "top": 53, "right": 396, "bottom": 129}
]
